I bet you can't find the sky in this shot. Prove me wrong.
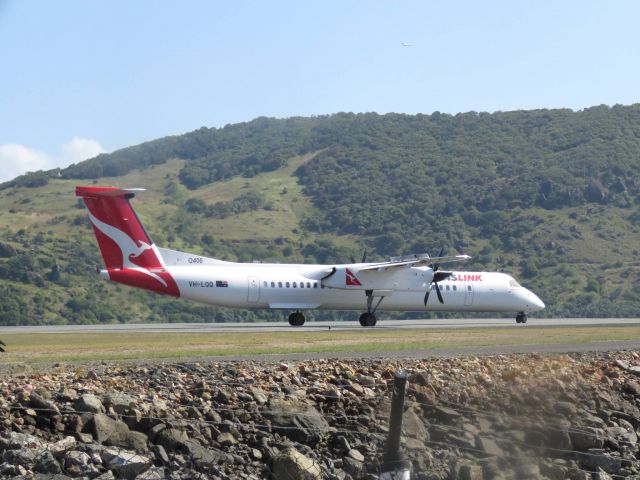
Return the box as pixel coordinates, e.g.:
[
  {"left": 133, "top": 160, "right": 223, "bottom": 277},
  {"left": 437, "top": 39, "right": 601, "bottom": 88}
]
[{"left": 0, "top": 0, "right": 639, "bottom": 182}]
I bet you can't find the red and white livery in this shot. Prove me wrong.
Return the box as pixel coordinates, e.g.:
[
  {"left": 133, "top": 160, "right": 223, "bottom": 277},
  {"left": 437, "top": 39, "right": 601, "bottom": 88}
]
[{"left": 77, "top": 186, "right": 545, "bottom": 326}]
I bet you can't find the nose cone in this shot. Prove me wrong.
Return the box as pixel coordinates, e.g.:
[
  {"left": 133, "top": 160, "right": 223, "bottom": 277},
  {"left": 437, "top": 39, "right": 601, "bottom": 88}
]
[{"left": 527, "top": 290, "right": 545, "bottom": 311}]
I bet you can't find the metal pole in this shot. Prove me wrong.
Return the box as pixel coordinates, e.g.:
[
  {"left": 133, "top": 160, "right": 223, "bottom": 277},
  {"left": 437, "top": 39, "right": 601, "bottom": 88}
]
[{"left": 380, "top": 369, "right": 411, "bottom": 480}]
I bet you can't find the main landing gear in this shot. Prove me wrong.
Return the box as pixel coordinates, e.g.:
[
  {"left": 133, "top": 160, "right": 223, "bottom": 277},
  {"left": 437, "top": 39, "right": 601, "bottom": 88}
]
[
  {"left": 516, "top": 312, "right": 528, "bottom": 324},
  {"left": 288, "top": 311, "right": 305, "bottom": 326},
  {"left": 359, "top": 290, "right": 385, "bottom": 327}
]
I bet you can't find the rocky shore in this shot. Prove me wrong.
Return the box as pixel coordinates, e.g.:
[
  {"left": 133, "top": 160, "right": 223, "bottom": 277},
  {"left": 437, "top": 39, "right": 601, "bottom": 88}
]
[{"left": 1, "top": 351, "right": 640, "bottom": 479}]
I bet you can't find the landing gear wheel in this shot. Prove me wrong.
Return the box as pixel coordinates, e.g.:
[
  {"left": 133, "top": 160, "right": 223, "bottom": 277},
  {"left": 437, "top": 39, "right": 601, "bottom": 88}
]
[
  {"left": 359, "top": 312, "right": 377, "bottom": 327},
  {"left": 516, "top": 312, "right": 528, "bottom": 324},
  {"left": 288, "top": 311, "right": 305, "bottom": 326}
]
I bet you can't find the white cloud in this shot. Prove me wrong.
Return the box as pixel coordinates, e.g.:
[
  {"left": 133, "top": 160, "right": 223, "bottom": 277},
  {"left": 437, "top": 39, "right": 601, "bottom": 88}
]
[
  {"left": 61, "top": 137, "right": 105, "bottom": 164},
  {"left": 0, "top": 138, "right": 107, "bottom": 183}
]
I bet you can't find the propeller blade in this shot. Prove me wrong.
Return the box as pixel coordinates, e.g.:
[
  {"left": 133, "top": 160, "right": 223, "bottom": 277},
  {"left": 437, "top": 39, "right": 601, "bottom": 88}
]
[
  {"left": 435, "top": 282, "right": 444, "bottom": 304},
  {"left": 423, "top": 288, "right": 430, "bottom": 306},
  {"left": 361, "top": 249, "right": 367, "bottom": 263},
  {"left": 433, "top": 271, "right": 453, "bottom": 283}
]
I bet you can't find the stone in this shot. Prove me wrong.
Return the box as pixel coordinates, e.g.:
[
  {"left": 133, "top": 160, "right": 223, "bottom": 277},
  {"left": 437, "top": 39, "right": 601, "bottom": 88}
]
[
  {"left": 181, "top": 439, "right": 232, "bottom": 468},
  {"left": 49, "top": 436, "right": 76, "bottom": 457},
  {"left": 2, "top": 447, "right": 49, "bottom": 469},
  {"left": 101, "top": 447, "right": 152, "bottom": 480},
  {"left": 29, "top": 392, "right": 60, "bottom": 416},
  {"left": 34, "top": 450, "right": 62, "bottom": 474},
  {"left": 594, "top": 467, "right": 614, "bottom": 480},
  {"left": 456, "top": 461, "right": 483, "bottom": 480},
  {"left": 75, "top": 394, "right": 105, "bottom": 413},
  {"left": 63, "top": 450, "right": 96, "bottom": 477},
  {"left": 103, "top": 392, "right": 134, "bottom": 414},
  {"left": 0, "top": 431, "right": 43, "bottom": 449},
  {"left": 249, "top": 386, "right": 268, "bottom": 405},
  {"left": 134, "top": 466, "right": 166, "bottom": 479},
  {"left": 264, "top": 398, "right": 330, "bottom": 445},
  {"left": 92, "top": 413, "right": 148, "bottom": 451},
  {"left": 570, "top": 427, "right": 605, "bottom": 450},
  {"left": 475, "top": 436, "right": 503, "bottom": 457},
  {"left": 347, "top": 449, "right": 364, "bottom": 462},
  {"left": 217, "top": 432, "right": 237, "bottom": 446},
  {"left": 577, "top": 449, "right": 622, "bottom": 475},
  {"left": 155, "top": 428, "right": 189, "bottom": 451},
  {"left": 402, "top": 405, "right": 429, "bottom": 445},
  {"left": 271, "top": 447, "right": 322, "bottom": 480}
]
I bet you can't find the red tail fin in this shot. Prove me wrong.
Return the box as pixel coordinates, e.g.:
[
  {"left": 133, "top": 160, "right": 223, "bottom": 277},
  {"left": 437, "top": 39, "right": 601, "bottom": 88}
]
[{"left": 76, "top": 186, "right": 179, "bottom": 296}]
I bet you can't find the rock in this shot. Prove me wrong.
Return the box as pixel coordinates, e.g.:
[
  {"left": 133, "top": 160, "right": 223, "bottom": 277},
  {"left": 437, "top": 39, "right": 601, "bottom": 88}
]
[
  {"left": 49, "top": 436, "right": 76, "bottom": 457},
  {"left": 577, "top": 449, "right": 622, "bottom": 474},
  {"left": 101, "top": 447, "right": 152, "bottom": 480},
  {"left": 63, "top": 450, "right": 96, "bottom": 477},
  {"left": 103, "top": 392, "right": 134, "bottom": 414},
  {"left": 181, "top": 439, "right": 232, "bottom": 468},
  {"left": 0, "top": 431, "right": 43, "bottom": 449},
  {"left": 347, "top": 449, "right": 364, "bottom": 463},
  {"left": 75, "top": 394, "right": 105, "bottom": 413},
  {"left": 249, "top": 386, "right": 268, "bottom": 405},
  {"left": 264, "top": 398, "right": 330, "bottom": 445},
  {"left": 29, "top": 392, "right": 60, "bottom": 416},
  {"left": 217, "top": 432, "right": 237, "bottom": 446},
  {"left": 93, "top": 413, "right": 148, "bottom": 451},
  {"left": 134, "top": 466, "right": 166, "bottom": 479},
  {"left": 402, "top": 405, "right": 430, "bottom": 446},
  {"left": 455, "top": 461, "right": 483, "bottom": 480},
  {"left": 155, "top": 428, "right": 189, "bottom": 452},
  {"left": 342, "top": 456, "right": 363, "bottom": 477},
  {"left": 475, "top": 436, "right": 503, "bottom": 457},
  {"left": 2, "top": 447, "right": 49, "bottom": 470},
  {"left": 34, "top": 450, "right": 62, "bottom": 474},
  {"left": 570, "top": 427, "right": 604, "bottom": 450},
  {"left": 594, "top": 467, "right": 613, "bottom": 480},
  {"left": 271, "top": 447, "right": 322, "bottom": 480}
]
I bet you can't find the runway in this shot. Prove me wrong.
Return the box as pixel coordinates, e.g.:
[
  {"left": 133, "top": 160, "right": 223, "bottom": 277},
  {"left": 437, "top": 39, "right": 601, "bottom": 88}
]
[{"left": 2, "top": 317, "right": 640, "bottom": 334}]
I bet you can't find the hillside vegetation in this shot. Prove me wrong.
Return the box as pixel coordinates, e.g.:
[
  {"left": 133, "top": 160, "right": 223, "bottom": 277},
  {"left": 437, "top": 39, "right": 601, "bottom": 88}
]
[{"left": 1, "top": 105, "right": 640, "bottom": 325}]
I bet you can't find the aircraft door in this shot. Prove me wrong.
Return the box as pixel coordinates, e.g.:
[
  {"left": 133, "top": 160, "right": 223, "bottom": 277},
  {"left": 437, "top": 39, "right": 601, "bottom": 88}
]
[
  {"left": 247, "top": 276, "right": 260, "bottom": 303},
  {"left": 464, "top": 283, "right": 474, "bottom": 306}
]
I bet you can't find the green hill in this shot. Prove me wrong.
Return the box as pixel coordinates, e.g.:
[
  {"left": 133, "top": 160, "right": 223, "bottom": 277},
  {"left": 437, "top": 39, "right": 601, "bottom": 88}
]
[{"left": 1, "top": 105, "right": 640, "bottom": 325}]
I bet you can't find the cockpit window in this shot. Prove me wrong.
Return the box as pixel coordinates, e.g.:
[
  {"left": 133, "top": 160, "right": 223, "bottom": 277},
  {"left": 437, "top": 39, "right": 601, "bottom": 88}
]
[{"left": 509, "top": 279, "right": 520, "bottom": 288}]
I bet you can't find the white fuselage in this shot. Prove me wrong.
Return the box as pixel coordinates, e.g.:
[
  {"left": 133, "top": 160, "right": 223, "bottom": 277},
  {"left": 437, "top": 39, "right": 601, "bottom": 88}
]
[{"left": 150, "top": 261, "right": 544, "bottom": 314}]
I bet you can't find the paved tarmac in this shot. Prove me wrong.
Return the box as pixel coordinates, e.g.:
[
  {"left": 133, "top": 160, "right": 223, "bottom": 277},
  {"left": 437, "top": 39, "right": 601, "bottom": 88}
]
[{"left": 1, "top": 317, "right": 639, "bottom": 334}]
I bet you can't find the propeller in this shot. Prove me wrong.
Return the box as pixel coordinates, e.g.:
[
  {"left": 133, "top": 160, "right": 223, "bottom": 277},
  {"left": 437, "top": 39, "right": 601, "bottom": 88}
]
[
  {"left": 0, "top": 339, "right": 5, "bottom": 353},
  {"left": 423, "top": 248, "right": 453, "bottom": 306},
  {"left": 350, "top": 249, "right": 368, "bottom": 264}
]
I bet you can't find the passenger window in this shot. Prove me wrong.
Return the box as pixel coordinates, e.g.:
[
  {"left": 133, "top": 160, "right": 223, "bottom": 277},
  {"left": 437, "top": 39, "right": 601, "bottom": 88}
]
[
  {"left": 314, "top": 282, "right": 318, "bottom": 288},
  {"left": 307, "top": 282, "right": 311, "bottom": 288},
  {"left": 271, "top": 282, "right": 275, "bottom": 288},
  {"left": 453, "top": 285, "right": 457, "bottom": 291},
  {"left": 300, "top": 282, "right": 304, "bottom": 288},
  {"left": 278, "top": 282, "right": 282, "bottom": 288},
  {"left": 286, "top": 282, "right": 290, "bottom": 288},
  {"left": 446, "top": 285, "right": 450, "bottom": 291},
  {"left": 293, "top": 282, "right": 297, "bottom": 288},
  {"left": 468, "top": 286, "right": 472, "bottom": 291},
  {"left": 263, "top": 281, "right": 267, "bottom": 288}
]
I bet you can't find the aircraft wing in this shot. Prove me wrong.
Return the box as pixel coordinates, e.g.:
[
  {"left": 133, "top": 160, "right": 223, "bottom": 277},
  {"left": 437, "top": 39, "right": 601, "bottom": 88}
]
[{"left": 355, "top": 254, "right": 471, "bottom": 273}]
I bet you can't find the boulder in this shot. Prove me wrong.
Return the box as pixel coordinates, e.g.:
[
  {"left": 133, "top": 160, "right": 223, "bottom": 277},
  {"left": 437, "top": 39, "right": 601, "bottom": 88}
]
[
  {"left": 63, "top": 450, "right": 97, "bottom": 477},
  {"left": 101, "top": 447, "right": 152, "bottom": 480},
  {"left": 271, "top": 447, "right": 321, "bottom": 480},
  {"left": 570, "top": 427, "right": 605, "bottom": 451},
  {"left": 155, "top": 428, "right": 189, "bottom": 452},
  {"left": 93, "top": 413, "right": 148, "bottom": 451},
  {"left": 264, "top": 398, "right": 329, "bottom": 445},
  {"left": 75, "top": 394, "right": 105, "bottom": 413}
]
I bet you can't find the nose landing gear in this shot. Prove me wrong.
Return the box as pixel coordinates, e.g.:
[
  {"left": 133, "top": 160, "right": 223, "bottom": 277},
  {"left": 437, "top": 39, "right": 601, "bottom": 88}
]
[{"left": 516, "top": 312, "right": 528, "bottom": 324}]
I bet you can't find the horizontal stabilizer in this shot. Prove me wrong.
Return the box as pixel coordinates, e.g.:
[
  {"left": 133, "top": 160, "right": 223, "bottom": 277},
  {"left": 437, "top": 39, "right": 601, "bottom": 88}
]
[{"left": 75, "top": 186, "right": 146, "bottom": 198}]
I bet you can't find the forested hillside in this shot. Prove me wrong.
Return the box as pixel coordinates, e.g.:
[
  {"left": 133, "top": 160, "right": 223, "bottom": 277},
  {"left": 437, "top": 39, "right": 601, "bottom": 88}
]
[{"left": 1, "top": 105, "right": 640, "bottom": 325}]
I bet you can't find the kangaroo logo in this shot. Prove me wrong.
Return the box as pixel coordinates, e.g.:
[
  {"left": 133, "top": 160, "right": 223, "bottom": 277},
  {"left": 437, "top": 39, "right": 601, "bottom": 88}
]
[
  {"left": 88, "top": 212, "right": 167, "bottom": 287},
  {"left": 345, "top": 268, "right": 362, "bottom": 286}
]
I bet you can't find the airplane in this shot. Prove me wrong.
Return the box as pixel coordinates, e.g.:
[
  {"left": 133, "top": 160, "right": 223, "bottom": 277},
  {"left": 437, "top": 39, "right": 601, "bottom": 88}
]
[
  {"left": 76, "top": 186, "right": 545, "bottom": 327},
  {"left": 401, "top": 42, "right": 416, "bottom": 47}
]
